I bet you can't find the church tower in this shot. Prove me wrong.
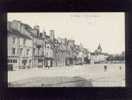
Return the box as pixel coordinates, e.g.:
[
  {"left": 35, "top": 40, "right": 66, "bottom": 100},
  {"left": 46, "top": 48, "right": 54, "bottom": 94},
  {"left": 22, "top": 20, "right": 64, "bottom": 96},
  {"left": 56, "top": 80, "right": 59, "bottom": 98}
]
[
  {"left": 97, "top": 43, "right": 102, "bottom": 53},
  {"left": 95, "top": 43, "right": 102, "bottom": 54}
]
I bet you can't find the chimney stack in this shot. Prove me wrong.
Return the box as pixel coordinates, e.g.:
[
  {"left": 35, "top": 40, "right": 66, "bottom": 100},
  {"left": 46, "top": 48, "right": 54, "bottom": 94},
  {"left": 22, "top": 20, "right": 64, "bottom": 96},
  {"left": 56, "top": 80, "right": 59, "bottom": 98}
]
[
  {"left": 33, "top": 25, "right": 40, "bottom": 37},
  {"left": 49, "top": 30, "right": 55, "bottom": 41},
  {"left": 42, "top": 30, "right": 46, "bottom": 38}
]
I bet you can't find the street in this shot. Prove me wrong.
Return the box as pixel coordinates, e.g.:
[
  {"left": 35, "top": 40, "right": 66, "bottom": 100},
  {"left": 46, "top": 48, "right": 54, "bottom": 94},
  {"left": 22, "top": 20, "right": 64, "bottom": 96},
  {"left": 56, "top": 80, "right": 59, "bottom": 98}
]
[{"left": 8, "top": 64, "right": 125, "bottom": 87}]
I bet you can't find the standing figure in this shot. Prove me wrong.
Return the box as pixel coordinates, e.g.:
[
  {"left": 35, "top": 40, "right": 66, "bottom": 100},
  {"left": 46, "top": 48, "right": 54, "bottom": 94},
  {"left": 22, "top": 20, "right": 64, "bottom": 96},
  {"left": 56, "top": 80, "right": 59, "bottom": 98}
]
[
  {"left": 104, "top": 65, "right": 107, "bottom": 72},
  {"left": 119, "top": 66, "right": 122, "bottom": 70}
]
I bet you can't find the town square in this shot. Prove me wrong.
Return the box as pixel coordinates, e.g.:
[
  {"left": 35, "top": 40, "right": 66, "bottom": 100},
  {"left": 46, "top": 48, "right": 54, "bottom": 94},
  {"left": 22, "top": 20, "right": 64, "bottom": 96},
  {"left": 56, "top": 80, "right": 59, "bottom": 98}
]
[{"left": 7, "top": 13, "right": 125, "bottom": 87}]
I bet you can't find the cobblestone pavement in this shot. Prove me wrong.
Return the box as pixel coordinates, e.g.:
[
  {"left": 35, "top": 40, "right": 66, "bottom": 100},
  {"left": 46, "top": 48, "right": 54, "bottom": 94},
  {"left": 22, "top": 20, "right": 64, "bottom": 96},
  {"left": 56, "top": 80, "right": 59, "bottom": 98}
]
[{"left": 8, "top": 64, "right": 125, "bottom": 87}]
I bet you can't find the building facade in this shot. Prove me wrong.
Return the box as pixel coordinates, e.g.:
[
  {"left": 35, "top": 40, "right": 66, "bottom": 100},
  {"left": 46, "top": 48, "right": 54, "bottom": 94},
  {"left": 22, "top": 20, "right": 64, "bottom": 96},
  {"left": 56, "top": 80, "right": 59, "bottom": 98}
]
[
  {"left": 90, "top": 44, "right": 109, "bottom": 64},
  {"left": 8, "top": 20, "right": 33, "bottom": 70},
  {"left": 8, "top": 20, "right": 104, "bottom": 70}
]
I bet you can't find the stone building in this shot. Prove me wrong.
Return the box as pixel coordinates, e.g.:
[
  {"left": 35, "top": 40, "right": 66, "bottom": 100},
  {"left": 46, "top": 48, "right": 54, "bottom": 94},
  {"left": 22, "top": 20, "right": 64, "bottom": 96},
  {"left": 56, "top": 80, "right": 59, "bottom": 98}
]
[
  {"left": 73, "top": 44, "right": 90, "bottom": 65},
  {"left": 90, "top": 44, "right": 109, "bottom": 64},
  {"left": 54, "top": 37, "right": 67, "bottom": 66},
  {"left": 8, "top": 20, "right": 33, "bottom": 70},
  {"left": 8, "top": 20, "right": 94, "bottom": 70},
  {"left": 44, "top": 30, "right": 54, "bottom": 68},
  {"left": 65, "top": 40, "right": 76, "bottom": 65},
  {"left": 31, "top": 25, "right": 45, "bottom": 68}
]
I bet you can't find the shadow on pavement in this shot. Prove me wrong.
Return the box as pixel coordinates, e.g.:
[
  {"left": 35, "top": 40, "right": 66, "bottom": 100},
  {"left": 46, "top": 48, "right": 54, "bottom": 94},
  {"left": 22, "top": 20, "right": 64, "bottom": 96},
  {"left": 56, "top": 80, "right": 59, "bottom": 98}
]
[{"left": 8, "top": 76, "right": 93, "bottom": 87}]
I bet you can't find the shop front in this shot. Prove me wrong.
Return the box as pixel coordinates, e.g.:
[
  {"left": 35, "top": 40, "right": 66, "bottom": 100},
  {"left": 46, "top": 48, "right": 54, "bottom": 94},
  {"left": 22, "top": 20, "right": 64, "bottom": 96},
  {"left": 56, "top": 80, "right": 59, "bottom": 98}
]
[{"left": 44, "top": 58, "right": 53, "bottom": 68}]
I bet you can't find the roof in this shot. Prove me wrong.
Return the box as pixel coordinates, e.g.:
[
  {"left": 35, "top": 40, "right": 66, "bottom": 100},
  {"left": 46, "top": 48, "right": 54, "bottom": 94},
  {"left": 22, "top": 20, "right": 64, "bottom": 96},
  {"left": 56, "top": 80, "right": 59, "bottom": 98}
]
[
  {"left": 22, "top": 23, "right": 32, "bottom": 30},
  {"left": 90, "top": 52, "right": 109, "bottom": 56},
  {"left": 8, "top": 28, "right": 32, "bottom": 40}
]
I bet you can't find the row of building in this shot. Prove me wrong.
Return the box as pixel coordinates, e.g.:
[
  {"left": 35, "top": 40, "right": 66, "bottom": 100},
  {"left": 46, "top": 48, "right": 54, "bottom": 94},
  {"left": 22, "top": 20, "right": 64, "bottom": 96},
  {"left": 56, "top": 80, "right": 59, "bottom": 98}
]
[{"left": 8, "top": 20, "right": 110, "bottom": 71}]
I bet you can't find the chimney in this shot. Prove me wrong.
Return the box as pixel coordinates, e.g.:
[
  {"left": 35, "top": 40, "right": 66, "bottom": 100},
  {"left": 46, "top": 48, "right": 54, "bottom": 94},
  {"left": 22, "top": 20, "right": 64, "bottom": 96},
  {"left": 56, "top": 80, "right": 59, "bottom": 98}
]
[
  {"left": 49, "top": 30, "right": 55, "bottom": 41},
  {"left": 42, "top": 30, "right": 46, "bottom": 38},
  {"left": 64, "top": 38, "right": 67, "bottom": 45},
  {"left": 11, "top": 20, "right": 21, "bottom": 32},
  {"left": 33, "top": 25, "right": 40, "bottom": 37}
]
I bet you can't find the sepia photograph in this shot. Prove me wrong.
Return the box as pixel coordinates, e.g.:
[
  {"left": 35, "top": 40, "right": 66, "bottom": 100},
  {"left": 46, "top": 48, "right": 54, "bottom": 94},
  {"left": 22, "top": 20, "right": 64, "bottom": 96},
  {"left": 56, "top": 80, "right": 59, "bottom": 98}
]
[{"left": 7, "top": 12, "right": 125, "bottom": 87}]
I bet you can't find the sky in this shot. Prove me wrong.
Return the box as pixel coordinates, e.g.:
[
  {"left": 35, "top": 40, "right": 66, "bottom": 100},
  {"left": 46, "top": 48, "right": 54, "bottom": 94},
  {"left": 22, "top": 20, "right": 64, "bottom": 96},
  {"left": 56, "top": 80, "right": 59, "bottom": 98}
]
[{"left": 8, "top": 12, "right": 125, "bottom": 54}]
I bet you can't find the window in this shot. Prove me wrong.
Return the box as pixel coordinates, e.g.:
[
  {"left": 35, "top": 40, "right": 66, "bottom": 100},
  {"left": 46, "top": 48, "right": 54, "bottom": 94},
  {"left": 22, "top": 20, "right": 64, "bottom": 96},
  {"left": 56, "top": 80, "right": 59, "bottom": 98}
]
[
  {"left": 23, "top": 39, "right": 26, "bottom": 45},
  {"left": 8, "top": 59, "right": 12, "bottom": 63},
  {"left": 8, "top": 59, "right": 10, "bottom": 63},
  {"left": 46, "top": 52, "right": 48, "bottom": 57},
  {"left": 45, "top": 42, "right": 47, "bottom": 48},
  {"left": 12, "top": 37, "right": 16, "bottom": 44},
  {"left": 38, "top": 59, "right": 43, "bottom": 62},
  {"left": 20, "top": 48, "right": 23, "bottom": 54},
  {"left": 26, "top": 49, "right": 30, "bottom": 55},
  {"left": 33, "top": 48, "right": 35, "bottom": 54},
  {"left": 22, "top": 60, "right": 27, "bottom": 65},
  {"left": 40, "top": 33, "right": 42, "bottom": 37},
  {"left": 42, "top": 51, "right": 44, "bottom": 56},
  {"left": 12, "top": 48, "right": 15, "bottom": 55},
  {"left": 13, "top": 59, "right": 17, "bottom": 63},
  {"left": 29, "top": 60, "right": 32, "bottom": 63}
]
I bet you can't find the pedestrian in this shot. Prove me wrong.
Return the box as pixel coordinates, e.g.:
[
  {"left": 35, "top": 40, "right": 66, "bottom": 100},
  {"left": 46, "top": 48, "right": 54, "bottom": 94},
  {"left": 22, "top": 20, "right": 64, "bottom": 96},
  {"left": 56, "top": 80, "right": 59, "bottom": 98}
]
[
  {"left": 119, "top": 66, "right": 122, "bottom": 70},
  {"left": 104, "top": 65, "right": 107, "bottom": 72}
]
